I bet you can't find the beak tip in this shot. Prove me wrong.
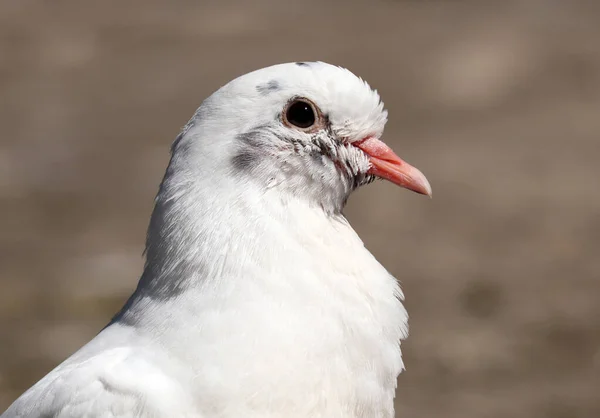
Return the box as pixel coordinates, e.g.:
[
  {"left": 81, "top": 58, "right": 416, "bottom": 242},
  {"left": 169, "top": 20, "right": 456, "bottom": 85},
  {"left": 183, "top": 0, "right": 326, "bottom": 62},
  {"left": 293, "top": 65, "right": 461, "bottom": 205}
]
[
  {"left": 411, "top": 167, "right": 432, "bottom": 198},
  {"left": 423, "top": 179, "right": 433, "bottom": 198}
]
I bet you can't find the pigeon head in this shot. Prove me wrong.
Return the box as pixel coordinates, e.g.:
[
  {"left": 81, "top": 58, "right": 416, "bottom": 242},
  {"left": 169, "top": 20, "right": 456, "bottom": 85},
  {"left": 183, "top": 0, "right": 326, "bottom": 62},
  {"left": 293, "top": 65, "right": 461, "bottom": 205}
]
[{"left": 170, "top": 61, "right": 431, "bottom": 214}]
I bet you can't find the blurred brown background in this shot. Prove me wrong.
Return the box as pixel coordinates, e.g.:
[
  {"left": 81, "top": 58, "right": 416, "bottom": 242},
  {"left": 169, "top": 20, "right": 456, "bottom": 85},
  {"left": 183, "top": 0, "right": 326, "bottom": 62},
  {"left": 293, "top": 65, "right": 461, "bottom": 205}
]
[{"left": 1, "top": 0, "right": 599, "bottom": 416}]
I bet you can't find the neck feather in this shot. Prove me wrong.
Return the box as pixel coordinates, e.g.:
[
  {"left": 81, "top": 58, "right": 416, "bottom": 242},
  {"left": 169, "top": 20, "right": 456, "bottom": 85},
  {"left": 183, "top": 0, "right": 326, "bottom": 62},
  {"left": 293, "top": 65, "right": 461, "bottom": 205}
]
[{"left": 110, "top": 151, "right": 407, "bottom": 417}]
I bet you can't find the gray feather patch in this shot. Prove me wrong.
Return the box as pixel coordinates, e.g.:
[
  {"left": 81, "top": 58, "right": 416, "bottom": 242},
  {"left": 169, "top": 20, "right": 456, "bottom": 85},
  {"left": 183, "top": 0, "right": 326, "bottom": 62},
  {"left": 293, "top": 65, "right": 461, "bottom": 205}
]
[
  {"left": 231, "top": 150, "right": 260, "bottom": 172},
  {"left": 231, "top": 128, "right": 268, "bottom": 173}
]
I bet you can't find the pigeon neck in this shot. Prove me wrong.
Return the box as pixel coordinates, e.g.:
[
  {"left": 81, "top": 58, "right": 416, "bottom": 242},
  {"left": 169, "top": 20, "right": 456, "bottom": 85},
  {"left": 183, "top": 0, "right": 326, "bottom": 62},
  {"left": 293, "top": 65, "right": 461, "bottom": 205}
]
[
  {"left": 118, "top": 159, "right": 350, "bottom": 308},
  {"left": 110, "top": 159, "right": 406, "bottom": 417}
]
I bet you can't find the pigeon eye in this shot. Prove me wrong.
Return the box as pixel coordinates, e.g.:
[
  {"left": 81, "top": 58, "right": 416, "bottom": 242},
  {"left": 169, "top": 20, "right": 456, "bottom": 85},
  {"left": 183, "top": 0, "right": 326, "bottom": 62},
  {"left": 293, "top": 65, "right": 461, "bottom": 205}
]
[{"left": 284, "top": 99, "right": 317, "bottom": 130}]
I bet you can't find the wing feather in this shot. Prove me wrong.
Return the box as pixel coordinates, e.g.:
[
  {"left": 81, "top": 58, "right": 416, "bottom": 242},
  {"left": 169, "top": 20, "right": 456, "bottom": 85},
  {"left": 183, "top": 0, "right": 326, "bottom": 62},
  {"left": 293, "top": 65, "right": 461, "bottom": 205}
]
[{"left": 2, "top": 347, "right": 198, "bottom": 418}]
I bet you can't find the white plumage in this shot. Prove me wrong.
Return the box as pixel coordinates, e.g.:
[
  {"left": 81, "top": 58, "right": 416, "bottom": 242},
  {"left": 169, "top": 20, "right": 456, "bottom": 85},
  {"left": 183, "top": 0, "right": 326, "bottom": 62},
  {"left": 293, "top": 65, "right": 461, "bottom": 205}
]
[{"left": 2, "top": 62, "right": 431, "bottom": 418}]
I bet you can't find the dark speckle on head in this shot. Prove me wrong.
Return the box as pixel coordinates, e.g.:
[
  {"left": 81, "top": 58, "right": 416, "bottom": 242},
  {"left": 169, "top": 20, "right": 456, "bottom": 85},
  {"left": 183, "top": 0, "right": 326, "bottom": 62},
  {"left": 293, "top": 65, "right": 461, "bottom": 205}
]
[
  {"left": 295, "top": 62, "right": 310, "bottom": 67},
  {"left": 256, "top": 80, "right": 281, "bottom": 96}
]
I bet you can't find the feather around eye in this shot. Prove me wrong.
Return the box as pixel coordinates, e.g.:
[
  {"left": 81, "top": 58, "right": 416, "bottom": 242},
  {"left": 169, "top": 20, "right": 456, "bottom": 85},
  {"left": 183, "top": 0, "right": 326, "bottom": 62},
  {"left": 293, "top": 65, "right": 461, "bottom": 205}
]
[{"left": 282, "top": 98, "right": 325, "bottom": 133}]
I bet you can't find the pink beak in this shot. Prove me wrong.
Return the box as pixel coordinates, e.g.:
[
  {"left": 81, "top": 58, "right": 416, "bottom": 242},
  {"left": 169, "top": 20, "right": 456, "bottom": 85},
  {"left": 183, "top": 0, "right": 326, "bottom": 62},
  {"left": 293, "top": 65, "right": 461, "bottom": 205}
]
[{"left": 353, "top": 137, "right": 432, "bottom": 197}]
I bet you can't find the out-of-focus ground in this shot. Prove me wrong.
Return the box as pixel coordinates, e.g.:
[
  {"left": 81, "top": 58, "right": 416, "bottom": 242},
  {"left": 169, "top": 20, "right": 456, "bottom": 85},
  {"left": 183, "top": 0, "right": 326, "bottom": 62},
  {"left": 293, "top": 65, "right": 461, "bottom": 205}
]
[{"left": 1, "top": 0, "right": 599, "bottom": 416}]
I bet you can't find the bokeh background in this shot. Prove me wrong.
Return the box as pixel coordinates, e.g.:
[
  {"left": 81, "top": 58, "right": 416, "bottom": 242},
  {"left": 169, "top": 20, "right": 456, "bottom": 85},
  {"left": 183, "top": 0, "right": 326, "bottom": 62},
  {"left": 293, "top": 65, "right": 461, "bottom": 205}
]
[{"left": 1, "top": 0, "right": 599, "bottom": 416}]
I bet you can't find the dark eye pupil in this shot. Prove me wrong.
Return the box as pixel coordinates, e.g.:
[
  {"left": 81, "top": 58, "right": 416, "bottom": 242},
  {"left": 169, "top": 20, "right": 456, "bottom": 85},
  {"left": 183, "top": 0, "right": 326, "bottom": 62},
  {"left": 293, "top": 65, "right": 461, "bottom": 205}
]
[{"left": 286, "top": 101, "right": 316, "bottom": 129}]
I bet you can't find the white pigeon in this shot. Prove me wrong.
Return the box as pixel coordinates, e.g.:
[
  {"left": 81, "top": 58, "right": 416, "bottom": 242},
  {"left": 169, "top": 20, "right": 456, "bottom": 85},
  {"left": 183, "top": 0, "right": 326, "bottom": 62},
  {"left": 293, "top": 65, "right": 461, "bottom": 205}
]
[{"left": 3, "top": 61, "right": 431, "bottom": 418}]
